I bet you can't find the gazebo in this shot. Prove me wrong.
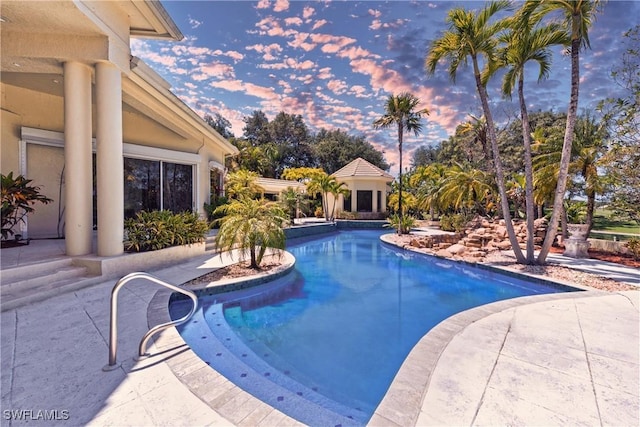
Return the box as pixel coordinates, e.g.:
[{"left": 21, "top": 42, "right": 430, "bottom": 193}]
[{"left": 327, "top": 158, "right": 394, "bottom": 219}]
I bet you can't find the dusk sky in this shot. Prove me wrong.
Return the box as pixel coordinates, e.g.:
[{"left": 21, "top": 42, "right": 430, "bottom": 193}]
[{"left": 132, "top": 1, "right": 639, "bottom": 175}]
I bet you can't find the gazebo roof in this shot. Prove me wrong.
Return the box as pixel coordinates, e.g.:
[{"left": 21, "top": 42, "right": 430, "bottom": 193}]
[{"left": 332, "top": 157, "right": 394, "bottom": 181}]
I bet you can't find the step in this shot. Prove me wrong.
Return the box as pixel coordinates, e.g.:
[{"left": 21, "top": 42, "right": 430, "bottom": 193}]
[
  {"left": 1, "top": 265, "right": 89, "bottom": 293},
  {"left": 0, "top": 258, "right": 74, "bottom": 284},
  {"left": 205, "top": 235, "right": 218, "bottom": 252},
  {"left": 0, "top": 274, "right": 106, "bottom": 312}
]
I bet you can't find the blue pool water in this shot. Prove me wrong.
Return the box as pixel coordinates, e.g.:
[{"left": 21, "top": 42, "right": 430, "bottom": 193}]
[{"left": 171, "top": 230, "right": 576, "bottom": 425}]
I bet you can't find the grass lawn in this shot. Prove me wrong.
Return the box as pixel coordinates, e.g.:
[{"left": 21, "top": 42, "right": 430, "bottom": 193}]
[{"left": 592, "top": 209, "right": 640, "bottom": 235}]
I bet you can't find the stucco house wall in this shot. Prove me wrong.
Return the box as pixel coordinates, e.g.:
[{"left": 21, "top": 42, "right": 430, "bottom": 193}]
[
  {"left": 0, "top": 0, "right": 238, "bottom": 255},
  {"left": 325, "top": 158, "right": 393, "bottom": 219}
]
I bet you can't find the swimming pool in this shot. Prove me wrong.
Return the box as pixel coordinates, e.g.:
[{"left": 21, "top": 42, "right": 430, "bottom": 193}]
[{"left": 170, "top": 229, "right": 576, "bottom": 425}]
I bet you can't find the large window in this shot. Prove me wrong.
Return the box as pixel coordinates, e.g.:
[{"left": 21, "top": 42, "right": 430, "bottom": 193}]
[
  {"left": 377, "top": 191, "right": 382, "bottom": 213},
  {"left": 163, "top": 162, "right": 193, "bottom": 213},
  {"left": 357, "top": 190, "right": 372, "bottom": 212},
  {"left": 124, "top": 158, "right": 193, "bottom": 218}
]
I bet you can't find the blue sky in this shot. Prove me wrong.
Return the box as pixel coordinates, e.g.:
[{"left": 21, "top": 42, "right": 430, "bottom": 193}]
[{"left": 132, "top": 0, "right": 639, "bottom": 175}]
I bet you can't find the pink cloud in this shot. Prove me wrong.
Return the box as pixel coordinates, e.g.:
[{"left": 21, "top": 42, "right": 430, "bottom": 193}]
[
  {"left": 327, "top": 79, "right": 347, "bottom": 95},
  {"left": 210, "top": 80, "right": 245, "bottom": 92},
  {"left": 247, "top": 43, "right": 283, "bottom": 61},
  {"left": 317, "top": 67, "right": 333, "bottom": 79},
  {"left": 143, "top": 52, "right": 177, "bottom": 67},
  {"left": 245, "top": 83, "right": 279, "bottom": 100},
  {"left": 321, "top": 44, "right": 341, "bottom": 54},
  {"left": 199, "top": 62, "right": 235, "bottom": 78},
  {"left": 296, "top": 74, "right": 315, "bottom": 85},
  {"left": 213, "top": 49, "right": 245, "bottom": 62},
  {"left": 287, "top": 32, "right": 316, "bottom": 52},
  {"left": 370, "top": 18, "right": 408, "bottom": 31},
  {"left": 256, "top": 0, "right": 270, "bottom": 9},
  {"left": 349, "top": 58, "right": 458, "bottom": 132},
  {"left": 182, "top": 46, "right": 210, "bottom": 56},
  {"left": 337, "top": 46, "right": 378, "bottom": 61},
  {"left": 278, "top": 79, "right": 293, "bottom": 94},
  {"left": 191, "top": 73, "right": 209, "bottom": 82},
  {"left": 303, "top": 6, "right": 315, "bottom": 19},
  {"left": 312, "top": 19, "right": 328, "bottom": 30},
  {"left": 309, "top": 33, "right": 356, "bottom": 48},
  {"left": 349, "top": 85, "right": 370, "bottom": 98},
  {"left": 285, "top": 17, "right": 303, "bottom": 26},
  {"left": 255, "top": 16, "right": 293, "bottom": 37},
  {"left": 368, "top": 9, "right": 382, "bottom": 18},
  {"left": 274, "top": 0, "right": 289, "bottom": 12},
  {"left": 287, "top": 58, "right": 315, "bottom": 70}
]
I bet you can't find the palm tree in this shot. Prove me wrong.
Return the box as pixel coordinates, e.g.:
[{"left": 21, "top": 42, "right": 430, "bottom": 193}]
[
  {"left": 521, "top": 0, "right": 603, "bottom": 263},
  {"left": 437, "top": 163, "right": 495, "bottom": 215},
  {"left": 214, "top": 198, "right": 288, "bottom": 269},
  {"left": 411, "top": 163, "right": 447, "bottom": 220},
  {"left": 458, "top": 115, "right": 492, "bottom": 168},
  {"left": 500, "top": 10, "right": 568, "bottom": 263},
  {"left": 373, "top": 92, "right": 429, "bottom": 234},
  {"left": 426, "top": 1, "right": 528, "bottom": 263},
  {"left": 506, "top": 173, "right": 527, "bottom": 219},
  {"left": 306, "top": 173, "right": 347, "bottom": 221},
  {"left": 573, "top": 111, "right": 608, "bottom": 232},
  {"left": 328, "top": 181, "right": 350, "bottom": 221},
  {"left": 533, "top": 111, "right": 609, "bottom": 235},
  {"left": 225, "top": 169, "right": 264, "bottom": 200},
  {"left": 279, "top": 187, "right": 308, "bottom": 222}
]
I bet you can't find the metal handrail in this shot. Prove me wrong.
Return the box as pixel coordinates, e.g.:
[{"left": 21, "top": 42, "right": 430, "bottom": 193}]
[{"left": 103, "top": 272, "right": 198, "bottom": 371}]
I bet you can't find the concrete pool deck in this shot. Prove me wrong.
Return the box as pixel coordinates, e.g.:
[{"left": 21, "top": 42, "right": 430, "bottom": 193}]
[{"left": 1, "top": 239, "right": 639, "bottom": 426}]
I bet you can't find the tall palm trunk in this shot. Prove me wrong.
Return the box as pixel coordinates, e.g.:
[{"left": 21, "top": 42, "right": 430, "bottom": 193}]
[
  {"left": 398, "top": 123, "right": 404, "bottom": 234},
  {"left": 586, "top": 187, "right": 596, "bottom": 234},
  {"left": 537, "top": 36, "right": 581, "bottom": 263},
  {"left": 518, "top": 75, "right": 536, "bottom": 264},
  {"left": 397, "top": 123, "right": 404, "bottom": 235},
  {"left": 473, "top": 57, "right": 526, "bottom": 263}
]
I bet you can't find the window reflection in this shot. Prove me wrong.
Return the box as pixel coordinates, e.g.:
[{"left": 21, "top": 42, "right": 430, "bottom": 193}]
[{"left": 123, "top": 158, "right": 193, "bottom": 218}]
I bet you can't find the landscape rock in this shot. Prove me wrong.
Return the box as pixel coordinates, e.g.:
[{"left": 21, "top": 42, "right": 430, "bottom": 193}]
[{"left": 447, "top": 243, "right": 466, "bottom": 255}]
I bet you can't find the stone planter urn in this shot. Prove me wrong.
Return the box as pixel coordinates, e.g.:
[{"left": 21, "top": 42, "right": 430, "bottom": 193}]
[{"left": 564, "top": 223, "right": 590, "bottom": 258}]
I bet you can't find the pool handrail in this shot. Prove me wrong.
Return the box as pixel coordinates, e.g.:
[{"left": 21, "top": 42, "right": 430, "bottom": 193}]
[{"left": 102, "top": 272, "right": 198, "bottom": 371}]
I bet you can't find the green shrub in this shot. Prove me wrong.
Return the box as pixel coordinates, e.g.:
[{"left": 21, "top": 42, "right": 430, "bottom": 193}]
[
  {"left": 124, "top": 210, "right": 209, "bottom": 252},
  {"left": 386, "top": 214, "right": 416, "bottom": 234},
  {"left": 336, "top": 211, "right": 357, "bottom": 220},
  {"left": 204, "top": 195, "right": 229, "bottom": 227},
  {"left": 626, "top": 237, "right": 640, "bottom": 260},
  {"left": 1, "top": 172, "right": 52, "bottom": 239},
  {"left": 440, "top": 213, "right": 468, "bottom": 232},
  {"left": 314, "top": 206, "right": 324, "bottom": 218}
]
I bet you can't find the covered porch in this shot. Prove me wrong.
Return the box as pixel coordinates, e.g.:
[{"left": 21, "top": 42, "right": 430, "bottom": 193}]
[{"left": 1, "top": 1, "right": 237, "bottom": 258}]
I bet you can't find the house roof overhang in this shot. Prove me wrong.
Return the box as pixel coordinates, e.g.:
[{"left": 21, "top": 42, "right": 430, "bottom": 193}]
[
  {"left": 125, "top": 57, "right": 238, "bottom": 156},
  {"left": 1, "top": 1, "right": 237, "bottom": 157}
]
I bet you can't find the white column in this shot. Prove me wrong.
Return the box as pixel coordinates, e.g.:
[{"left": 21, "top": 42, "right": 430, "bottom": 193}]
[
  {"left": 96, "top": 62, "right": 124, "bottom": 256},
  {"left": 63, "top": 61, "right": 93, "bottom": 256}
]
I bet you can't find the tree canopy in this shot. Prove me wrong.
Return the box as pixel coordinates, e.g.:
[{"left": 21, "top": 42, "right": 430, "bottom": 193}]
[{"left": 222, "top": 110, "right": 390, "bottom": 178}]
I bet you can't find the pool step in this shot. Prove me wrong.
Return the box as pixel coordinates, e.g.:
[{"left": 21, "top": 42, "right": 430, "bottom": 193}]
[
  {"left": 0, "top": 260, "right": 102, "bottom": 312},
  {"left": 203, "top": 302, "right": 369, "bottom": 425}
]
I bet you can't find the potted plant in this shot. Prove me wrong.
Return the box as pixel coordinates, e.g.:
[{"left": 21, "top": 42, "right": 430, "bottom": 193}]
[
  {"left": 564, "top": 201, "right": 590, "bottom": 258},
  {"left": 1, "top": 172, "right": 53, "bottom": 245},
  {"left": 565, "top": 201, "right": 589, "bottom": 240}
]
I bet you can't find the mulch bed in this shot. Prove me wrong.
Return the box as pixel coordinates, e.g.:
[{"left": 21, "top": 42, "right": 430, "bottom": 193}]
[
  {"left": 184, "top": 259, "right": 284, "bottom": 286},
  {"left": 550, "top": 246, "right": 640, "bottom": 269}
]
